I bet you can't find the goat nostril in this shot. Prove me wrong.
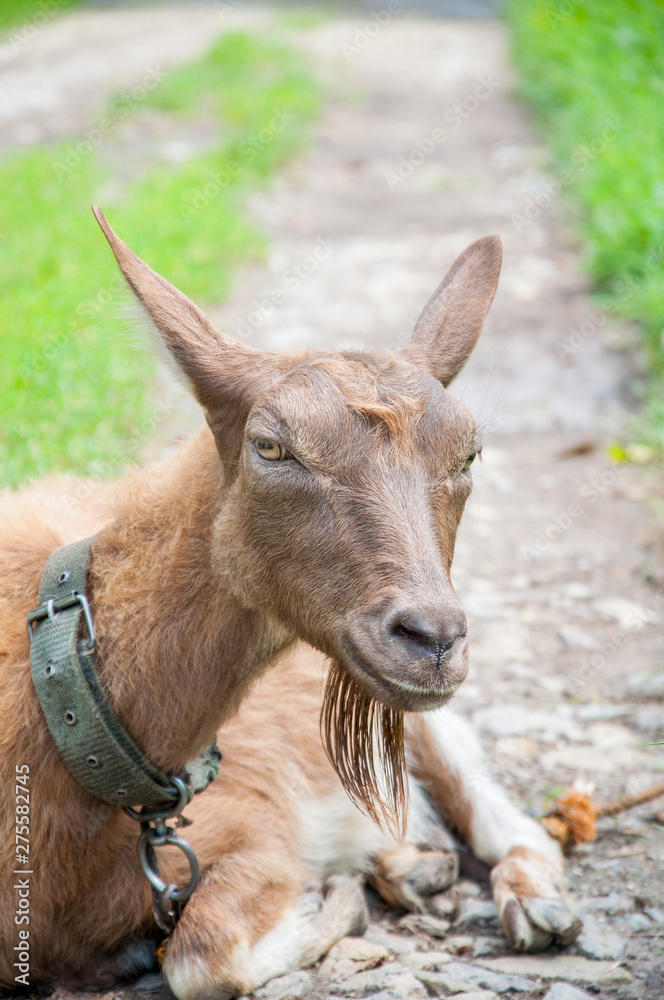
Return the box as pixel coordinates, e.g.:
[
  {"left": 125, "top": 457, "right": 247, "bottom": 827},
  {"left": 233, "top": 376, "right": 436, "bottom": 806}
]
[
  {"left": 392, "top": 621, "right": 433, "bottom": 650},
  {"left": 390, "top": 613, "right": 466, "bottom": 660}
]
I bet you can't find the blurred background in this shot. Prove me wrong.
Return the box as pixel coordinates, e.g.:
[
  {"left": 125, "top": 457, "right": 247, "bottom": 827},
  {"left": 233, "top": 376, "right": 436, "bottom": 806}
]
[
  {"left": 2, "top": 2, "right": 664, "bottom": 994},
  {"left": 1, "top": 0, "right": 663, "bottom": 485}
]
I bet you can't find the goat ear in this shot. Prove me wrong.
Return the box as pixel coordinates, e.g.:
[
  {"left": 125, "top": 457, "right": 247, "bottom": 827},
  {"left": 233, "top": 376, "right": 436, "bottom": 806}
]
[
  {"left": 399, "top": 235, "right": 502, "bottom": 387},
  {"left": 92, "top": 206, "right": 276, "bottom": 451}
]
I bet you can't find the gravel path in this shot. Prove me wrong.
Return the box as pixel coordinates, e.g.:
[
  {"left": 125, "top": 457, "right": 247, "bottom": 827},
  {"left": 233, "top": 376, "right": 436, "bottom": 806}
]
[{"left": 4, "top": 5, "right": 663, "bottom": 1000}]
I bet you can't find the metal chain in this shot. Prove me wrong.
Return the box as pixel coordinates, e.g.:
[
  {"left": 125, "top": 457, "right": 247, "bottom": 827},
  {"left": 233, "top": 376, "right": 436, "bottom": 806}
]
[{"left": 125, "top": 776, "right": 201, "bottom": 933}]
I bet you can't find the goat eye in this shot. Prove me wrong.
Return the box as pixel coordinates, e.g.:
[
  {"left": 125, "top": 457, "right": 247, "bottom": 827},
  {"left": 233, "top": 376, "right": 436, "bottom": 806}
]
[
  {"left": 255, "top": 440, "right": 285, "bottom": 461},
  {"left": 462, "top": 453, "right": 476, "bottom": 473}
]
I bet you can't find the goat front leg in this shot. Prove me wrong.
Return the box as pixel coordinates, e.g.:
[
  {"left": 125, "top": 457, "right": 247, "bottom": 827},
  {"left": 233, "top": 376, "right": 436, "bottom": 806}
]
[
  {"left": 162, "top": 851, "right": 367, "bottom": 1000},
  {"left": 406, "top": 711, "right": 582, "bottom": 951}
]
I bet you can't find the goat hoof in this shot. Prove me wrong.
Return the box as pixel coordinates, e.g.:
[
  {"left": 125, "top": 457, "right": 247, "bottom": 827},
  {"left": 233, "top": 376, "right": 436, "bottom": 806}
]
[
  {"left": 491, "top": 846, "right": 582, "bottom": 952},
  {"left": 371, "top": 844, "right": 459, "bottom": 913}
]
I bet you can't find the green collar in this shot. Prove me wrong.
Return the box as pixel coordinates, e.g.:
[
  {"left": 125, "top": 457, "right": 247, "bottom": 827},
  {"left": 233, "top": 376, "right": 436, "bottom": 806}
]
[{"left": 28, "top": 536, "right": 220, "bottom": 808}]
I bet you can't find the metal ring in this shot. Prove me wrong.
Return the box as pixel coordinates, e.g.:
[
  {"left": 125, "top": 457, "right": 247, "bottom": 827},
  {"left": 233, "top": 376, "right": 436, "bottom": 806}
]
[
  {"left": 137, "top": 829, "right": 200, "bottom": 902},
  {"left": 124, "top": 776, "right": 190, "bottom": 823},
  {"left": 156, "top": 883, "right": 179, "bottom": 929}
]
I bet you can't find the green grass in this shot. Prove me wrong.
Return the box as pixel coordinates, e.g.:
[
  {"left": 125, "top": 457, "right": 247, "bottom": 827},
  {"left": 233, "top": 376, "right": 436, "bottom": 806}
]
[
  {"left": 0, "top": 31, "right": 319, "bottom": 488},
  {"left": 0, "top": 0, "right": 79, "bottom": 34},
  {"left": 506, "top": 0, "right": 664, "bottom": 455}
]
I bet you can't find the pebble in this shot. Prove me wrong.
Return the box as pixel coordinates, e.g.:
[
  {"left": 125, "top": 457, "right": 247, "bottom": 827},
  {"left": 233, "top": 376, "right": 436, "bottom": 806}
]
[
  {"left": 456, "top": 879, "right": 482, "bottom": 898},
  {"left": 439, "top": 934, "right": 476, "bottom": 955},
  {"left": 576, "top": 914, "right": 626, "bottom": 960},
  {"left": 543, "top": 985, "right": 594, "bottom": 1000},
  {"left": 635, "top": 705, "right": 664, "bottom": 731},
  {"left": 410, "top": 969, "right": 469, "bottom": 995},
  {"left": 363, "top": 928, "right": 417, "bottom": 954},
  {"left": 577, "top": 893, "right": 632, "bottom": 916},
  {"left": 398, "top": 913, "right": 451, "bottom": 937},
  {"left": 475, "top": 955, "right": 632, "bottom": 985},
  {"left": 255, "top": 972, "right": 313, "bottom": 1000},
  {"left": 340, "top": 965, "right": 427, "bottom": 999},
  {"left": 643, "top": 906, "right": 664, "bottom": 926},
  {"left": 472, "top": 936, "right": 506, "bottom": 957},
  {"left": 342, "top": 992, "right": 405, "bottom": 1000},
  {"left": 575, "top": 703, "right": 628, "bottom": 722},
  {"left": 328, "top": 937, "right": 390, "bottom": 963},
  {"left": 627, "top": 671, "right": 664, "bottom": 698},
  {"left": 591, "top": 596, "right": 648, "bottom": 628},
  {"left": 473, "top": 703, "right": 566, "bottom": 737},
  {"left": 360, "top": 993, "right": 409, "bottom": 1000},
  {"left": 624, "top": 912, "right": 653, "bottom": 932},
  {"left": 428, "top": 887, "right": 459, "bottom": 916},
  {"left": 559, "top": 625, "right": 598, "bottom": 651},
  {"left": 401, "top": 952, "right": 452, "bottom": 972},
  {"left": 446, "top": 994, "right": 497, "bottom": 1000},
  {"left": 454, "top": 899, "right": 499, "bottom": 927},
  {"left": 443, "top": 961, "right": 537, "bottom": 993}
]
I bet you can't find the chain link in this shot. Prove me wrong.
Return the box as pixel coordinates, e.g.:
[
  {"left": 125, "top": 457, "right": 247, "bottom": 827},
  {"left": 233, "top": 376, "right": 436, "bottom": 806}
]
[{"left": 125, "top": 776, "right": 201, "bottom": 933}]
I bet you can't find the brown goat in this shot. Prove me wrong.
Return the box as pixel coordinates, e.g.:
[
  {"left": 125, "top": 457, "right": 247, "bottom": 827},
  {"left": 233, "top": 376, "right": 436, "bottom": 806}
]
[{"left": 0, "top": 214, "right": 580, "bottom": 997}]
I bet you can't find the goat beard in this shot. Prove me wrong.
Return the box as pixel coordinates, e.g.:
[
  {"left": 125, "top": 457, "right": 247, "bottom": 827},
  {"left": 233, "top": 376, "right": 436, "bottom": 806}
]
[{"left": 321, "top": 659, "right": 408, "bottom": 840}]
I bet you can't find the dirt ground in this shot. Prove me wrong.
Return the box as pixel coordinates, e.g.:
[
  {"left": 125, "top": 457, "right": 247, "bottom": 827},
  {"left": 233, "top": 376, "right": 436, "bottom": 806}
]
[{"left": 3, "top": 4, "right": 663, "bottom": 1000}]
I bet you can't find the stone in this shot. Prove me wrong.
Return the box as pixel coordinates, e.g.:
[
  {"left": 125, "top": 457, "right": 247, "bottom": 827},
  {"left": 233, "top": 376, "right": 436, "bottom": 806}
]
[
  {"left": 473, "top": 703, "right": 568, "bottom": 737},
  {"left": 446, "top": 994, "right": 497, "bottom": 1000},
  {"left": 472, "top": 937, "right": 506, "bottom": 957},
  {"left": 627, "top": 671, "right": 664, "bottom": 699},
  {"left": 454, "top": 898, "right": 499, "bottom": 927},
  {"left": 559, "top": 625, "right": 598, "bottom": 651},
  {"left": 402, "top": 952, "right": 453, "bottom": 972},
  {"left": 440, "top": 935, "right": 476, "bottom": 955},
  {"left": 399, "top": 913, "right": 451, "bottom": 937},
  {"left": 363, "top": 927, "right": 417, "bottom": 954},
  {"left": 643, "top": 906, "right": 664, "bottom": 926},
  {"left": 410, "top": 970, "right": 469, "bottom": 995},
  {"left": 543, "top": 985, "right": 594, "bottom": 1000},
  {"left": 646, "top": 969, "right": 664, "bottom": 991},
  {"left": 255, "top": 972, "right": 313, "bottom": 1000},
  {"left": 343, "top": 993, "right": 406, "bottom": 1000},
  {"left": 339, "top": 962, "right": 427, "bottom": 999},
  {"left": 428, "top": 887, "right": 459, "bottom": 916},
  {"left": 635, "top": 705, "right": 664, "bottom": 731},
  {"left": 591, "top": 596, "right": 651, "bottom": 628},
  {"left": 577, "top": 893, "right": 632, "bottom": 916},
  {"left": 350, "top": 993, "right": 406, "bottom": 1000},
  {"left": 576, "top": 914, "right": 626, "bottom": 960},
  {"left": 455, "top": 879, "right": 482, "bottom": 898},
  {"left": 575, "top": 703, "right": 628, "bottom": 722},
  {"left": 328, "top": 936, "right": 390, "bottom": 963},
  {"left": 442, "top": 962, "right": 537, "bottom": 993},
  {"left": 474, "top": 955, "right": 632, "bottom": 985},
  {"left": 624, "top": 912, "right": 652, "bottom": 932}
]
